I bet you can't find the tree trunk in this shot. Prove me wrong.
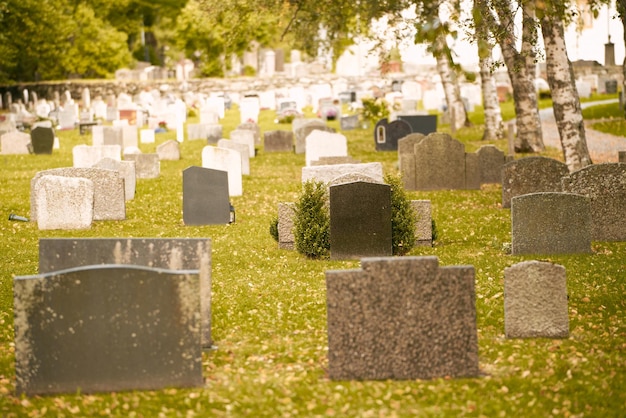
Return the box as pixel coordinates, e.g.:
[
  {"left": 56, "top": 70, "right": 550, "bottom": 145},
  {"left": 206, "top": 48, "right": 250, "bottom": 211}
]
[
  {"left": 434, "top": 32, "right": 469, "bottom": 132},
  {"left": 540, "top": 15, "right": 592, "bottom": 171},
  {"left": 618, "top": 2, "right": 626, "bottom": 119},
  {"left": 494, "top": 0, "right": 544, "bottom": 152}
]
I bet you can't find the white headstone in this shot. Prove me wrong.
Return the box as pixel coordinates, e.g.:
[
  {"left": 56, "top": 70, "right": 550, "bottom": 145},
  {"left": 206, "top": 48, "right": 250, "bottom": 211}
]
[
  {"left": 72, "top": 144, "right": 122, "bottom": 168},
  {"left": 140, "top": 129, "right": 155, "bottom": 144},
  {"left": 201, "top": 146, "right": 243, "bottom": 196},
  {"left": 240, "top": 97, "right": 260, "bottom": 124},
  {"left": 34, "top": 175, "right": 94, "bottom": 230},
  {"left": 230, "top": 129, "right": 255, "bottom": 158},
  {"left": 217, "top": 139, "right": 250, "bottom": 175},
  {"left": 305, "top": 130, "right": 348, "bottom": 166}
]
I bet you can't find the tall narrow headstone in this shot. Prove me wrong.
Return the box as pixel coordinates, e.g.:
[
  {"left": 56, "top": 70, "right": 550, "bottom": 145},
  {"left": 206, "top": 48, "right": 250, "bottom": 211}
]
[
  {"left": 183, "top": 166, "right": 231, "bottom": 225},
  {"left": 201, "top": 146, "right": 242, "bottom": 196}
]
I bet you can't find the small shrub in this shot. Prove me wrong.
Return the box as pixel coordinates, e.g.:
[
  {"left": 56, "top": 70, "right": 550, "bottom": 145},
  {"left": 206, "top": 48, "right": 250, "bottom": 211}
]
[
  {"left": 293, "top": 181, "right": 330, "bottom": 259},
  {"left": 385, "top": 174, "right": 416, "bottom": 255},
  {"left": 360, "top": 97, "right": 391, "bottom": 126},
  {"left": 269, "top": 216, "right": 279, "bottom": 242},
  {"left": 431, "top": 219, "right": 438, "bottom": 243}
]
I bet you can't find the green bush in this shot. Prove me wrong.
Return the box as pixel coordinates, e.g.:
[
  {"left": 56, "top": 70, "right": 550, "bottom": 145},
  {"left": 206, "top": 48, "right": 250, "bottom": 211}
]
[
  {"left": 386, "top": 174, "right": 417, "bottom": 255},
  {"left": 360, "top": 97, "right": 391, "bottom": 125},
  {"left": 269, "top": 216, "right": 279, "bottom": 242},
  {"left": 293, "top": 181, "right": 330, "bottom": 259}
]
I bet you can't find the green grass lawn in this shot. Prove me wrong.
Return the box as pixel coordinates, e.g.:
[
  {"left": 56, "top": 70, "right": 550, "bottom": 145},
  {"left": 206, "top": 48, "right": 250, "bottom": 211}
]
[{"left": 0, "top": 99, "right": 624, "bottom": 417}]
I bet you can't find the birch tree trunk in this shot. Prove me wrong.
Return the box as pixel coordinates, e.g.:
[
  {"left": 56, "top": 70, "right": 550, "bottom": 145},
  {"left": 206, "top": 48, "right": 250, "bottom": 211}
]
[
  {"left": 618, "top": 2, "right": 626, "bottom": 119},
  {"left": 493, "top": 0, "right": 544, "bottom": 152},
  {"left": 540, "top": 15, "right": 592, "bottom": 171},
  {"left": 434, "top": 32, "right": 469, "bottom": 132}
]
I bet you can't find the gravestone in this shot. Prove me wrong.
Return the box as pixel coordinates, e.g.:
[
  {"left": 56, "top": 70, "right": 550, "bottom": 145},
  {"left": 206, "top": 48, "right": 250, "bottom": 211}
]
[
  {"left": 140, "top": 129, "right": 155, "bottom": 144},
  {"left": 278, "top": 202, "right": 295, "bottom": 250},
  {"left": 398, "top": 133, "right": 426, "bottom": 189},
  {"left": 240, "top": 96, "right": 260, "bottom": 124},
  {"left": 311, "top": 156, "right": 360, "bottom": 166},
  {"left": 14, "top": 265, "right": 202, "bottom": 395},
  {"left": 93, "top": 157, "right": 136, "bottom": 200},
  {"left": 561, "top": 163, "right": 626, "bottom": 241},
  {"left": 1, "top": 131, "right": 31, "bottom": 154},
  {"left": 201, "top": 146, "right": 242, "bottom": 196},
  {"left": 511, "top": 192, "right": 592, "bottom": 255},
  {"left": 411, "top": 200, "right": 432, "bottom": 246},
  {"left": 397, "top": 114, "right": 437, "bottom": 136},
  {"left": 619, "top": 151, "right": 626, "bottom": 163},
  {"left": 123, "top": 153, "right": 160, "bottom": 179},
  {"left": 121, "top": 125, "right": 139, "bottom": 149},
  {"left": 183, "top": 166, "right": 231, "bottom": 225},
  {"left": 30, "top": 126, "right": 55, "bottom": 154},
  {"left": 230, "top": 129, "right": 256, "bottom": 158},
  {"left": 38, "top": 237, "right": 213, "bottom": 348},
  {"left": 157, "top": 140, "right": 181, "bottom": 161},
  {"left": 264, "top": 130, "right": 293, "bottom": 153},
  {"left": 302, "top": 162, "right": 384, "bottom": 184},
  {"left": 504, "top": 261, "right": 569, "bottom": 338},
  {"left": 464, "top": 153, "right": 481, "bottom": 190},
  {"left": 294, "top": 122, "right": 335, "bottom": 154},
  {"left": 502, "top": 156, "right": 569, "bottom": 208},
  {"left": 199, "top": 108, "right": 219, "bottom": 124},
  {"left": 305, "top": 130, "right": 348, "bottom": 166},
  {"left": 73, "top": 144, "right": 122, "bottom": 168},
  {"left": 33, "top": 175, "right": 94, "bottom": 230},
  {"left": 413, "top": 133, "right": 466, "bottom": 190},
  {"left": 31, "top": 167, "right": 125, "bottom": 222},
  {"left": 237, "top": 122, "right": 262, "bottom": 146},
  {"left": 374, "top": 118, "right": 412, "bottom": 151},
  {"left": 217, "top": 139, "right": 250, "bottom": 175},
  {"left": 477, "top": 145, "right": 506, "bottom": 184},
  {"left": 329, "top": 181, "right": 392, "bottom": 260},
  {"left": 102, "top": 126, "right": 124, "bottom": 147},
  {"left": 326, "top": 256, "right": 480, "bottom": 380},
  {"left": 340, "top": 115, "right": 359, "bottom": 131}
]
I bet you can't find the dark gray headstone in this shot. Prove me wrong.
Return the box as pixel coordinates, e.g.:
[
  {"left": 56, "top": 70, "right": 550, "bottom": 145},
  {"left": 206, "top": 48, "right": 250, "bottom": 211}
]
[
  {"left": 329, "top": 181, "right": 392, "bottom": 260},
  {"left": 397, "top": 114, "right": 437, "bottom": 135},
  {"left": 501, "top": 156, "right": 569, "bottom": 208},
  {"left": 413, "top": 133, "right": 466, "bottom": 190},
  {"left": 38, "top": 237, "right": 212, "bottom": 348},
  {"left": 340, "top": 115, "right": 360, "bottom": 131},
  {"left": 183, "top": 166, "right": 230, "bottom": 225},
  {"left": 511, "top": 192, "right": 592, "bottom": 255},
  {"left": 30, "top": 126, "right": 54, "bottom": 154},
  {"left": 263, "top": 130, "right": 293, "bottom": 153},
  {"left": 561, "top": 163, "right": 626, "bottom": 241},
  {"left": 374, "top": 118, "right": 412, "bottom": 151},
  {"left": 326, "top": 256, "right": 480, "bottom": 380},
  {"left": 14, "top": 265, "right": 203, "bottom": 396}
]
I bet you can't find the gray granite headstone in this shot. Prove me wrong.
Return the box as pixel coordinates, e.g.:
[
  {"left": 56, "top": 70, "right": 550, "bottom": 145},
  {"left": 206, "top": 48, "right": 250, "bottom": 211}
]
[
  {"left": 464, "top": 153, "right": 481, "bottom": 190},
  {"left": 93, "top": 157, "right": 136, "bottom": 200},
  {"left": 124, "top": 153, "right": 160, "bottom": 179},
  {"left": 183, "top": 166, "right": 230, "bottom": 225},
  {"left": 326, "top": 256, "right": 480, "bottom": 380},
  {"left": 504, "top": 260, "right": 569, "bottom": 339},
  {"left": 339, "top": 115, "right": 359, "bottom": 131},
  {"left": 477, "top": 145, "right": 506, "bottom": 184},
  {"left": 14, "top": 265, "right": 202, "bottom": 396},
  {"left": 278, "top": 202, "right": 295, "bottom": 250},
  {"left": 38, "top": 237, "right": 212, "bottom": 348},
  {"left": 413, "top": 133, "right": 466, "bottom": 190},
  {"left": 263, "top": 130, "right": 293, "bottom": 153},
  {"left": 329, "top": 181, "right": 392, "bottom": 260},
  {"left": 561, "top": 163, "right": 626, "bottom": 241},
  {"left": 511, "top": 192, "right": 592, "bottom": 255},
  {"left": 398, "top": 133, "right": 425, "bottom": 189},
  {"left": 310, "top": 156, "right": 360, "bottom": 166},
  {"left": 397, "top": 114, "right": 437, "bottom": 135},
  {"left": 374, "top": 118, "right": 412, "bottom": 151},
  {"left": 30, "top": 126, "right": 54, "bottom": 154},
  {"left": 31, "top": 167, "right": 125, "bottom": 222},
  {"left": 502, "top": 156, "right": 569, "bottom": 208},
  {"left": 410, "top": 200, "right": 432, "bottom": 246}
]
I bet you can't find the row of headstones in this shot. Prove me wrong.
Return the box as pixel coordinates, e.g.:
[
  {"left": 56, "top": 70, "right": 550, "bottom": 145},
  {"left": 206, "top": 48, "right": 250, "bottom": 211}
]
[
  {"left": 503, "top": 157, "right": 626, "bottom": 243},
  {"left": 0, "top": 126, "right": 57, "bottom": 155},
  {"left": 13, "top": 239, "right": 569, "bottom": 395}
]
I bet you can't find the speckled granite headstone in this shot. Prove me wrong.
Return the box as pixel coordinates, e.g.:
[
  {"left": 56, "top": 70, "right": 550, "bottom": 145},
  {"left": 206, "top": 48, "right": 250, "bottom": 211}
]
[
  {"left": 30, "top": 126, "right": 54, "bottom": 154},
  {"left": 398, "top": 133, "right": 425, "bottom": 189},
  {"left": 504, "top": 261, "right": 569, "bottom": 338},
  {"left": 34, "top": 176, "right": 94, "bottom": 230},
  {"left": 38, "top": 237, "right": 212, "bottom": 348},
  {"left": 619, "top": 151, "right": 626, "bottom": 163},
  {"left": 410, "top": 200, "right": 432, "bottom": 246},
  {"left": 329, "top": 181, "right": 392, "bottom": 260},
  {"left": 501, "top": 156, "right": 568, "bottom": 208},
  {"left": 123, "top": 153, "right": 160, "bottom": 179},
  {"left": 14, "top": 265, "right": 202, "bottom": 396},
  {"left": 414, "top": 133, "right": 466, "bottom": 190},
  {"left": 561, "top": 163, "right": 626, "bottom": 241},
  {"left": 278, "top": 202, "right": 295, "bottom": 250},
  {"left": 264, "top": 130, "right": 293, "bottom": 153},
  {"left": 465, "top": 152, "right": 481, "bottom": 190},
  {"left": 183, "top": 166, "right": 230, "bottom": 226},
  {"left": 326, "top": 256, "right": 480, "bottom": 380},
  {"left": 374, "top": 118, "right": 412, "bottom": 151},
  {"left": 93, "top": 157, "right": 136, "bottom": 200},
  {"left": 511, "top": 192, "right": 592, "bottom": 255}
]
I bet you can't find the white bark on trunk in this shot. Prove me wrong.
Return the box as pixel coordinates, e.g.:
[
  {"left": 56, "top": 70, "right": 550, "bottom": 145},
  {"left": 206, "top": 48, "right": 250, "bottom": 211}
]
[
  {"left": 434, "top": 32, "right": 468, "bottom": 132},
  {"left": 479, "top": 55, "right": 504, "bottom": 141},
  {"left": 541, "top": 15, "right": 592, "bottom": 171}
]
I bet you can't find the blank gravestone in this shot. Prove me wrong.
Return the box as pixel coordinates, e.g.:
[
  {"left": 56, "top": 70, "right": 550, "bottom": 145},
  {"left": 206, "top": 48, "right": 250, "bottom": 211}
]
[
  {"left": 397, "top": 114, "right": 437, "bottom": 135},
  {"left": 13, "top": 265, "right": 202, "bottom": 396},
  {"left": 278, "top": 202, "right": 295, "bottom": 250},
  {"left": 73, "top": 144, "right": 122, "bottom": 168},
  {"left": 217, "top": 139, "right": 250, "bottom": 175},
  {"left": 34, "top": 176, "right": 94, "bottom": 230},
  {"left": 264, "top": 130, "right": 293, "bottom": 153},
  {"left": 1, "top": 131, "right": 31, "bottom": 154},
  {"left": 340, "top": 114, "right": 359, "bottom": 131},
  {"left": 30, "top": 126, "right": 55, "bottom": 154},
  {"left": 413, "top": 133, "right": 466, "bottom": 190},
  {"left": 38, "top": 237, "right": 213, "bottom": 348},
  {"left": 294, "top": 122, "right": 334, "bottom": 154},
  {"left": 374, "top": 118, "right": 412, "bottom": 151},
  {"left": 477, "top": 145, "right": 506, "bottom": 184},
  {"left": 305, "top": 130, "right": 348, "bottom": 166},
  {"left": 504, "top": 261, "right": 569, "bottom": 339},
  {"left": 124, "top": 153, "right": 160, "bottom": 179},
  {"left": 157, "top": 140, "right": 181, "bottom": 161},
  {"left": 329, "top": 181, "right": 392, "bottom": 260},
  {"left": 93, "top": 157, "right": 136, "bottom": 201},
  {"left": 230, "top": 129, "right": 256, "bottom": 158},
  {"left": 201, "top": 146, "right": 242, "bottom": 196},
  {"left": 398, "top": 133, "right": 425, "bottom": 189},
  {"left": 183, "top": 166, "right": 231, "bottom": 225},
  {"left": 502, "top": 156, "right": 569, "bottom": 208},
  {"left": 326, "top": 256, "right": 480, "bottom": 380},
  {"left": 302, "top": 162, "right": 384, "bottom": 184},
  {"left": 561, "top": 163, "right": 626, "bottom": 241},
  {"left": 237, "top": 122, "right": 262, "bottom": 146},
  {"left": 511, "top": 192, "right": 592, "bottom": 255}
]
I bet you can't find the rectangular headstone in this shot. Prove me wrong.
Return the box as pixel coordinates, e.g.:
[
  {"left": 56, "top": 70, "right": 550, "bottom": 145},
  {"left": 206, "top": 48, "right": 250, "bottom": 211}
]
[
  {"left": 302, "top": 162, "right": 384, "bottom": 184},
  {"left": 278, "top": 202, "right": 295, "bottom": 250},
  {"left": 339, "top": 115, "right": 359, "bottom": 131},
  {"left": 123, "top": 153, "right": 160, "bottom": 179},
  {"left": 201, "top": 146, "right": 242, "bottom": 196},
  {"left": 14, "top": 265, "right": 202, "bottom": 395},
  {"left": 305, "top": 130, "right": 348, "bottom": 167},
  {"left": 157, "top": 140, "right": 181, "bottom": 161},
  {"left": 397, "top": 114, "right": 437, "bottom": 135},
  {"left": 504, "top": 261, "right": 569, "bottom": 338},
  {"left": 230, "top": 129, "right": 256, "bottom": 158},
  {"left": 93, "top": 158, "right": 136, "bottom": 200},
  {"left": 326, "top": 256, "right": 480, "bottom": 380},
  {"left": 398, "top": 133, "right": 425, "bottom": 189},
  {"left": 140, "top": 129, "right": 155, "bottom": 144},
  {"left": 263, "top": 130, "right": 293, "bottom": 153},
  {"left": 501, "top": 156, "right": 568, "bottom": 208},
  {"left": 38, "top": 237, "right": 212, "bottom": 348},
  {"left": 34, "top": 176, "right": 94, "bottom": 230},
  {"left": 413, "top": 133, "right": 466, "bottom": 190},
  {"left": 411, "top": 200, "right": 432, "bottom": 246},
  {"left": 477, "top": 145, "right": 505, "bottom": 184},
  {"left": 30, "top": 126, "right": 55, "bottom": 154},
  {"left": 329, "top": 182, "right": 392, "bottom": 260},
  {"left": 73, "top": 144, "right": 122, "bottom": 168},
  {"left": 183, "top": 166, "right": 231, "bottom": 225},
  {"left": 1, "top": 131, "right": 31, "bottom": 154},
  {"left": 217, "top": 139, "right": 250, "bottom": 175}
]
